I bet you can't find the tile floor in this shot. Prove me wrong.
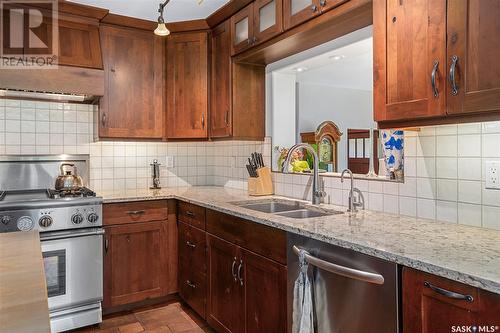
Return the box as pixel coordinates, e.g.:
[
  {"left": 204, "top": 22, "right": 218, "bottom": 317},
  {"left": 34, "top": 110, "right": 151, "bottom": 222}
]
[{"left": 72, "top": 302, "right": 214, "bottom": 333}]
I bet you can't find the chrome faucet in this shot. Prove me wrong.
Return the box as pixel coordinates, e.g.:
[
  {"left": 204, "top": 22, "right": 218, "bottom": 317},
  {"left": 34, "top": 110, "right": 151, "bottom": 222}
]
[
  {"left": 341, "top": 169, "right": 365, "bottom": 212},
  {"left": 282, "top": 143, "right": 326, "bottom": 205}
]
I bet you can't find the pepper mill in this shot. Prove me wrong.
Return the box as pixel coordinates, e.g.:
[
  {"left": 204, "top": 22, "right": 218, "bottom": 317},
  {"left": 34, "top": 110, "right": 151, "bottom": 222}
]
[{"left": 150, "top": 159, "right": 161, "bottom": 189}]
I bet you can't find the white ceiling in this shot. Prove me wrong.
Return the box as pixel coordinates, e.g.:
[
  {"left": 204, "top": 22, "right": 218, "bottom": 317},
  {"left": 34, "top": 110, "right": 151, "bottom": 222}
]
[
  {"left": 295, "top": 38, "right": 373, "bottom": 91},
  {"left": 270, "top": 26, "right": 373, "bottom": 91},
  {"left": 69, "top": 0, "right": 230, "bottom": 22}
]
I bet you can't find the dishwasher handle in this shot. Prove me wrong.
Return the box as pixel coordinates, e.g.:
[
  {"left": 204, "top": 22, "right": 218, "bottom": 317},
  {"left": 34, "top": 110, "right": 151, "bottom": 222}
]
[{"left": 292, "top": 245, "right": 385, "bottom": 285}]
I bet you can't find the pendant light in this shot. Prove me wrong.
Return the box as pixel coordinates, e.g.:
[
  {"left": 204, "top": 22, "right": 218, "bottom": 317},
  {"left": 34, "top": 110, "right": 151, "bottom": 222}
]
[
  {"left": 154, "top": 0, "right": 171, "bottom": 36},
  {"left": 154, "top": 0, "right": 205, "bottom": 36}
]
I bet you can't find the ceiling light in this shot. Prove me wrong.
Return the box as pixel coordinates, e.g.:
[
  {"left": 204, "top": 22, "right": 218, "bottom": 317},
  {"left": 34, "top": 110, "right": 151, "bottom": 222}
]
[
  {"left": 154, "top": 0, "right": 171, "bottom": 36},
  {"left": 154, "top": 0, "right": 205, "bottom": 36},
  {"left": 330, "top": 55, "right": 346, "bottom": 61},
  {"left": 295, "top": 67, "right": 308, "bottom": 72}
]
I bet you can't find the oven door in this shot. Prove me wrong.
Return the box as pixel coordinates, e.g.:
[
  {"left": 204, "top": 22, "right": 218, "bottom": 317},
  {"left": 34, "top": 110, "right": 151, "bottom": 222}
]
[{"left": 40, "top": 228, "right": 104, "bottom": 312}]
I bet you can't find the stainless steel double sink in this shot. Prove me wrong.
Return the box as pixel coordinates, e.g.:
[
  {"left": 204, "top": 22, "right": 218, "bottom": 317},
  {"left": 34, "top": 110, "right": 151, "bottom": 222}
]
[{"left": 233, "top": 199, "right": 343, "bottom": 219}]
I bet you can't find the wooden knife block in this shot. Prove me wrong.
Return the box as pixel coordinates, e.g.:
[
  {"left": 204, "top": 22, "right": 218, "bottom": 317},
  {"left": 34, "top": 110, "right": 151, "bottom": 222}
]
[{"left": 248, "top": 167, "right": 274, "bottom": 196}]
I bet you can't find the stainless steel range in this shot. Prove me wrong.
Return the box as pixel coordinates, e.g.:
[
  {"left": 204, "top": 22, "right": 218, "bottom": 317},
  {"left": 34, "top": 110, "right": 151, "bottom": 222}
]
[{"left": 0, "top": 155, "right": 103, "bottom": 333}]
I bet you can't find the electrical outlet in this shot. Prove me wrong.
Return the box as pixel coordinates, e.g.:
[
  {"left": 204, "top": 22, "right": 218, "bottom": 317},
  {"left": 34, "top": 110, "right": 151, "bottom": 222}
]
[
  {"left": 485, "top": 161, "right": 500, "bottom": 189},
  {"left": 166, "top": 156, "right": 174, "bottom": 168}
]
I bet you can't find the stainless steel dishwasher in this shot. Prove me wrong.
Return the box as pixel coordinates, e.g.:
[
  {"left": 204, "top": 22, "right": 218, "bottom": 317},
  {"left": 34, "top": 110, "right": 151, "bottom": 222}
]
[{"left": 287, "top": 233, "right": 399, "bottom": 333}]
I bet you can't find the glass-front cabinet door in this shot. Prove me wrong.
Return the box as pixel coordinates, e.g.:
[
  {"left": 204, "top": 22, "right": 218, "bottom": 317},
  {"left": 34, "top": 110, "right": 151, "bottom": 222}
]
[
  {"left": 283, "top": 0, "right": 320, "bottom": 30},
  {"left": 231, "top": 4, "right": 254, "bottom": 55},
  {"left": 253, "top": 0, "right": 283, "bottom": 45}
]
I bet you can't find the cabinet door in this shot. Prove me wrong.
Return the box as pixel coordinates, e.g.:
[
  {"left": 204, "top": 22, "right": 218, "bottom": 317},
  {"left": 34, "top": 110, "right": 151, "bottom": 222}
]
[
  {"left": 402, "top": 268, "right": 479, "bottom": 333},
  {"left": 253, "top": 0, "right": 283, "bottom": 45},
  {"left": 178, "top": 222, "right": 207, "bottom": 318},
  {"left": 207, "top": 234, "right": 242, "bottom": 333},
  {"left": 318, "top": 0, "right": 349, "bottom": 13},
  {"left": 99, "top": 25, "right": 164, "bottom": 139},
  {"left": 447, "top": 0, "right": 500, "bottom": 115},
  {"left": 373, "top": 0, "right": 447, "bottom": 122},
  {"left": 58, "top": 19, "right": 102, "bottom": 69},
  {"left": 103, "top": 221, "right": 167, "bottom": 308},
  {"left": 241, "top": 249, "right": 287, "bottom": 333},
  {"left": 166, "top": 32, "right": 208, "bottom": 139},
  {"left": 283, "top": 0, "right": 320, "bottom": 30},
  {"left": 210, "top": 20, "right": 232, "bottom": 138},
  {"left": 231, "top": 4, "right": 254, "bottom": 55}
]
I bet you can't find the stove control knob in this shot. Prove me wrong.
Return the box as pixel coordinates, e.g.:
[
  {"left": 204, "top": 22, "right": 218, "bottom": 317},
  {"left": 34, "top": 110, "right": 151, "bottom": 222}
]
[
  {"left": 1, "top": 216, "right": 11, "bottom": 225},
  {"left": 38, "top": 216, "right": 53, "bottom": 228},
  {"left": 71, "top": 213, "right": 84, "bottom": 225},
  {"left": 18, "top": 216, "right": 35, "bottom": 231},
  {"left": 87, "top": 213, "right": 99, "bottom": 224}
]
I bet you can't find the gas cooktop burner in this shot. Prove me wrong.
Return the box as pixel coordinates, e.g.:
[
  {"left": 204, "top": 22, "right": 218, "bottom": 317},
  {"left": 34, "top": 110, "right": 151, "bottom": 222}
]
[{"left": 47, "top": 187, "right": 96, "bottom": 199}]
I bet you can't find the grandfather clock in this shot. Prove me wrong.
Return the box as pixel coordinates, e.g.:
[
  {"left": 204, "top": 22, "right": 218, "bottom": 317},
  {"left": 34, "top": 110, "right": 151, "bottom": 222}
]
[{"left": 300, "top": 121, "right": 342, "bottom": 172}]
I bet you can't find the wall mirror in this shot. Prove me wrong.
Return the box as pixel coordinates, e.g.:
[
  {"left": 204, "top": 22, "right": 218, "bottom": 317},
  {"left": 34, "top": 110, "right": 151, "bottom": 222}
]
[{"left": 266, "top": 26, "right": 404, "bottom": 182}]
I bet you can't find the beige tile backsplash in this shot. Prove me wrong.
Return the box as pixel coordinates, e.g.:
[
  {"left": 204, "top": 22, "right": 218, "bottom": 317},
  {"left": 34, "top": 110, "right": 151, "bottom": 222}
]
[{"left": 1, "top": 98, "right": 500, "bottom": 230}]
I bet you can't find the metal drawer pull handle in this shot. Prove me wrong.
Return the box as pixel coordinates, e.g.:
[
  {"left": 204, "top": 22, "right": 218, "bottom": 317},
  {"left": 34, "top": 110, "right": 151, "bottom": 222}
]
[
  {"left": 431, "top": 60, "right": 439, "bottom": 97},
  {"left": 449, "top": 55, "right": 459, "bottom": 95},
  {"left": 424, "top": 281, "right": 474, "bottom": 302},
  {"left": 105, "top": 237, "right": 109, "bottom": 253},
  {"left": 186, "top": 241, "right": 196, "bottom": 248},
  {"left": 185, "top": 211, "right": 195, "bottom": 217},
  {"left": 186, "top": 280, "right": 196, "bottom": 289},
  {"left": 231, "top": 257, "right": 237, "bottom": 282},
  {"left": 292, "top": 245, "right": 384, "bottom": 285},
  {"left": 237, "top": 260, "right": 243, "bottom": 286},
  {"left": 126, "top": 210, "right": 146, "bottom": 215}
]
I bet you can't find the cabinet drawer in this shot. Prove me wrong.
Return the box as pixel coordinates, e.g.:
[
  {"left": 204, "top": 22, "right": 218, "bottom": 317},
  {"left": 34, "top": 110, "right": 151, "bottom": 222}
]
[
  {"left": 206, "top": 209, "right": 286, "bottom": 265},
  {"left": 178, "top": 222, "right": 207, "bottom": 273},
  {"left": 103, "top": 200, "right": 168, "bottom": 226},
  {"left": 179, "top": 264, "right": 207, "bottom": 319},
  {"left": 178, "top": 201, "right": 206, "bottom": 229}
]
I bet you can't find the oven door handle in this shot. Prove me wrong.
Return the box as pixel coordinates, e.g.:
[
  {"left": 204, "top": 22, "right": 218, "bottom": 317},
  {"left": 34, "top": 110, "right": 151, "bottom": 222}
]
[{"left": 40, "top": 228, "right": 105, "bottom": 241}]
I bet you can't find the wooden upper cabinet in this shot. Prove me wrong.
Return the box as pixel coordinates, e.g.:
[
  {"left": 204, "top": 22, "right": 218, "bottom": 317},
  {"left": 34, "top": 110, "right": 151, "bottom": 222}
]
[
  {"left": 166, "top": 32, "right": 209, "bottom": 139},
  {"left": 99, "top": 25, "right": 164, "bottom": 139},
  {"left": 402, "top": 267, "right": 500, "bottom": 333},
  {"left": 446, "top": 0, "right": 500, "bottom": 115},
  {"left": 318, "top": 0, "right": 349, "bottom": 14},
  {"left": 231, "top": 1, "right": 283, "bottom": 55},
  {"left": 253, "top": 0, "right": 283, "bottom": 45},
  {"left": 210, "top": 20, "right": 232, "bottom": 138},
  {"left": 373, "top": 0, "right": 447, "bottom": 122},
  {"left": 104, "top": 221, "right": 168, "bottom": 308},
  {"left": 1, "top": 5, "right": 102, "bottom": 69},
  {"left": 283, "top": 0, "right": 320, "bottom": 30},
  {"left": 231, "top": 4, "right": 254, "bottom": 55},
  {"left": 57, "top": 18, "right": 102, "bottom": 69}
]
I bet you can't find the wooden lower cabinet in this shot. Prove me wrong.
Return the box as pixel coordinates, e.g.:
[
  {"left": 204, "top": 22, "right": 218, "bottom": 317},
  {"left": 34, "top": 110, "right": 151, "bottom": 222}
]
[
  {"left": 207, "top": 234, "right": 243, "bottom": 333},
  {"left": 103, "top": 221, "right": 168, "bottom": 308},
  {"left": 241, "top": 248, "right": 287, "bottom": 333},
  {"left": 206, "top": 234, "right": 287, "bottom": 333},
  {"left": 103, "top": 200, "right": 177, "bottom": 310},
  {"left": 178, "top": 221, "right": 207, "bottom": 319},
  {"left": 403, "top": 267, "right": 500, "bottom": 333}
]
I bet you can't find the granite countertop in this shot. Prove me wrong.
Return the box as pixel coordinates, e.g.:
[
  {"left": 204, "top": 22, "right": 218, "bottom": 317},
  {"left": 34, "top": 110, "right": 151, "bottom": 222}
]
[
  {"left": 100, "top": 186, "right": 500, "bottom": 294},
  {"left": 0, "top": 231, "right": 51, "bottom": 333}
]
